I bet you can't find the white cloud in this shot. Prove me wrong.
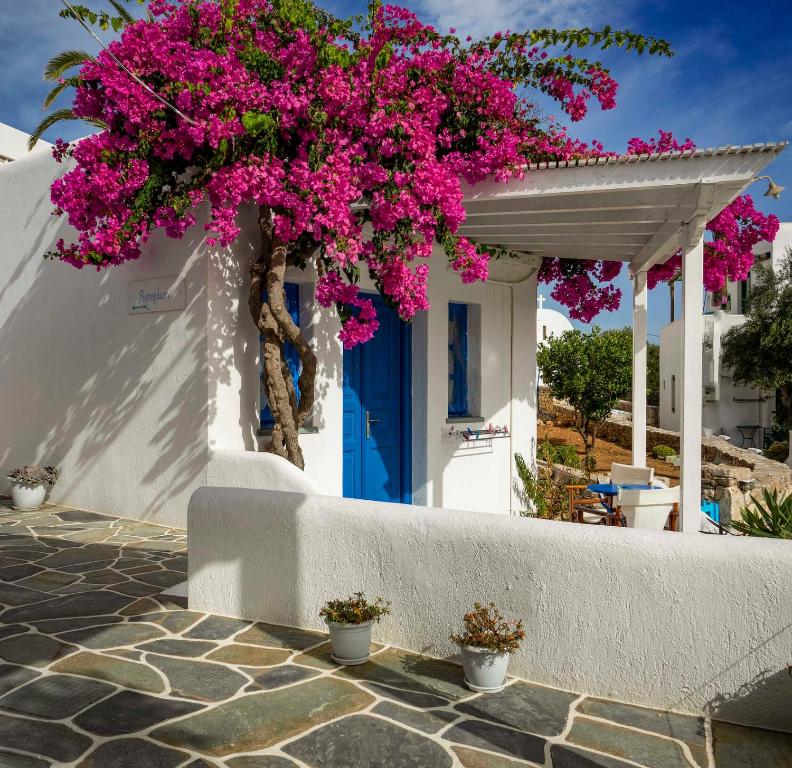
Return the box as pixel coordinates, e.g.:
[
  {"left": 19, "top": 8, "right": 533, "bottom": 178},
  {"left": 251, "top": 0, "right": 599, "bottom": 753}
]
[{"left": 411, "top": 0, "right": 632, "bottom": 39}]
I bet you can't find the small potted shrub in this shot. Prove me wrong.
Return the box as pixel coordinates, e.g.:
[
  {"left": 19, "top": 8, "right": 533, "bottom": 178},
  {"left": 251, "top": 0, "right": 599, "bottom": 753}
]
[
  {"left": 451, "top": 602, "right": 525, "bottom": 693},
  {"left": 320, "top": 592, "right": 390, "bottom": 665},
  {"left": 7, "top": 465, "right": 59, "bottom": 511}
]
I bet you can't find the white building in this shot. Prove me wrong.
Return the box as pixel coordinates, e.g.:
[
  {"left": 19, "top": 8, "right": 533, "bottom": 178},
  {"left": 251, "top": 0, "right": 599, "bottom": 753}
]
[
  {"left": 0, "top": 122, "right": 49, "bottom": 164},
  {"left": 0, "top": 135, "right": 785, "bottom": 529},
  {"left": 537, "top": 294, "right": 573, "bottom": 345},
  {"left": 659, "top": 223, "right": 792, "bottom": 448}
]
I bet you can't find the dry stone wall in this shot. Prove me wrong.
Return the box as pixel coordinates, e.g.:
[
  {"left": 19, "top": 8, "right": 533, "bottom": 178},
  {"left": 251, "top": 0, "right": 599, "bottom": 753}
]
[{"left": 540, "top": 391, "right": 792, "bottom": 524}]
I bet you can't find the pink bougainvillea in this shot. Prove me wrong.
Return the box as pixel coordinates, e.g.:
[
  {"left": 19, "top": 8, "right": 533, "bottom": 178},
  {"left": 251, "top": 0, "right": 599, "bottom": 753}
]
[
  {"left": 47, "top": 2, "right": 778, "bottom": 339},
  {"left": 47, "top": 0, "right": 681, "bottom": 345}
]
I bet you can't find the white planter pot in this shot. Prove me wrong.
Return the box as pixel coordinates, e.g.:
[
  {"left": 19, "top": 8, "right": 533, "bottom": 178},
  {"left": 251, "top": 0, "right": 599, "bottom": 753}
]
[
  {"left": 460, "top": 646, "right": 511, "bottom": 693},
  {"left": 9, "top": 481, "right": 47, "bottom": 511},
  {"left": 326, "top": 619, "right": 373, "bottom": 665}
]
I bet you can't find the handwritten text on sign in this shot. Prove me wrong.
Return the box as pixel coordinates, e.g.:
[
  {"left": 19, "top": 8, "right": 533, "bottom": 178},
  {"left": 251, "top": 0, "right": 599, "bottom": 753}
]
[{"left": 129, "top": 278, "right": 185, "bottom": 314}]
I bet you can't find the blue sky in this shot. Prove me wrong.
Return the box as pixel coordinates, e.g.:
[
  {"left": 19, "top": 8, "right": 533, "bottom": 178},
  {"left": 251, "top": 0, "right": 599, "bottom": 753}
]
[{"left": 2, "top": 0, "right": 790, "bottom": 341}]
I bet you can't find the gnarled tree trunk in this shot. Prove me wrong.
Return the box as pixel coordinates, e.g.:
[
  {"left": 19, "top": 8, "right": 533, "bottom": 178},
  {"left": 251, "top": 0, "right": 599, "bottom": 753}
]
[{"left": 248, "top": 205, "right": 317, "bottom": 469}]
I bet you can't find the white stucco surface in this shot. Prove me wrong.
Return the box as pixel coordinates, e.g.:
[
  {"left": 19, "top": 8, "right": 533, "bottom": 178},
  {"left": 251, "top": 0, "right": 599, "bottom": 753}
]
[
  {"left": 189, "top": 486, "right": 792, "bottom": 732},
  {"left": 0, "top": 149, "right": 537, "bottom": 522},
  {"left": 0, "top": 122, "right": 50, "bottom": 162}
]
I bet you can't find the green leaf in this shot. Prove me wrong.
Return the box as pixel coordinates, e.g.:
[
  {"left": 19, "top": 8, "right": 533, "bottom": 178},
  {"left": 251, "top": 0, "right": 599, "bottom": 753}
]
[{"left": 44, "top": 50, "right": 96, "bottom": 82}]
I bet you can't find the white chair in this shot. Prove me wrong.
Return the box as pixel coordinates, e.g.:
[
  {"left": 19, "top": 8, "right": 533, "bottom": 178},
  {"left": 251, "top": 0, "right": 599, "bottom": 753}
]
[
  {"left": 616, "top": 486, "right": 680, "bottom": 530},
  {"left": 610, "top": 463, "right": 654, "bottom": 486}
]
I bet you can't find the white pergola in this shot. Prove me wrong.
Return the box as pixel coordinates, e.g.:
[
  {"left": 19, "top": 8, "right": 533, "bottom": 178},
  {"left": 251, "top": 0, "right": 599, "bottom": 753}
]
[{"left": 461, "top": 142, "right": 788, "bottom": 531}]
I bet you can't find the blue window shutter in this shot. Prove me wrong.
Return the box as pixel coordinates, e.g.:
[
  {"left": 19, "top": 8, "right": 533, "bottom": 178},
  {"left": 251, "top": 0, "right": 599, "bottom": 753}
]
[
  {"left": 261, "top": 282, "right": 301, "bottom": 428},
  {"left": 448, "top": 303, "right": 469, "bottom": 417}
]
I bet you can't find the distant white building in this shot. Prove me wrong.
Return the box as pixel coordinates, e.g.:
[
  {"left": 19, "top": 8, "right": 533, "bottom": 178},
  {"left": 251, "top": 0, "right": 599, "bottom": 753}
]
[
  {"left": 659, "top": 222, "right": 792, "bottom": 448},
  {"left": 537, "top": 294, "right": 573, "bottom": 346},
  {"left": 0, "top": 122, "right": 50, "bottom": 164}
]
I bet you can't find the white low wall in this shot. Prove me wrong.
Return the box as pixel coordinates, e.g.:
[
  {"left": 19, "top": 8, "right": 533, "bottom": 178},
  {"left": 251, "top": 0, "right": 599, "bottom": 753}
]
[{"left": 189, "top": 487, "right": 792, "bottom": 732}]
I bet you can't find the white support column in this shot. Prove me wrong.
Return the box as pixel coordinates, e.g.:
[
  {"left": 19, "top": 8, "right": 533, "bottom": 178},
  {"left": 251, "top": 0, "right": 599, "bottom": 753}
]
[
  {"left": 680, "top": 234, "right": 705, "bottom": 533},
  {"left": 632, "top": 270, "right": 648, "bottom": 467},
  {"left": 511, "top": 272, "right": 538, "bottom": 513}
]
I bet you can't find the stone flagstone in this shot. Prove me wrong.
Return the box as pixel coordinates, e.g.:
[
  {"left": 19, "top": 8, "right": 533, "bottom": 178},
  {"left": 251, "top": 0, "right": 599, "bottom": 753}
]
[
  {"left": 0, "top": 633, "right": 74, "bottom": 668},
  {"left": 362, "top": 681, "right": 449, "bottom": 709},
  {"left": 443, "top": 719, "right": 547, "bottom": 764},
  {"left": 372, "top": 701, "right": 459, "bottom": 734},
  {"left": 0, "top": 664, "right": 39, "bottom": 696},
  {"left": 711, "top": 720, "right": 792, "bottom": 768},
  {"left": 0, "top": 712, "right": 92, "bottom": 763},
  {"left": 0, "top": 674, "right": 114, "bottom": 719},
  {"left": 245, "top": 663, "right": 319, "bottom": 692},
  {"left": 455, "top": 680, "right": 578, "bottom": 737},
  {"left": 285, "top": 714, "right": 454, "bottom": 767},
  {"left": 52, "top": 650, "right": 166, "bottom": 693},
  {"left": 207, "top": 644, "right": 291, "bottom": 667},
  {"left": 130, "top": 610, "right": 203, "bottom": 633},
  {"left": 452, "top": 746, "right": 540, "bottom": 768},
  {"left": 137, "top": 638, "right": 217, "bottom": 657},
  {"left": 577, "top": 697, "right": 707, "bottom": 767},
  {"left": 335, "top": 647, "right": 469, "bottom": 701},
  {"left": 550, "top": 744, "right": 636, "bottom": 768},
  {"left": 2, "top": 590, "right": 133, "bottom": 622},
  {"left": 0, "top": 750, "right": 50, "bottom": 768},
  {"left": 235, "top": 622, "right": 327, "bottom": 650},
  {"left": 57, "top": 622, "right": 166, "bottom": 649},
  {"left": 74, "top": 689, "right": 204, "bottom": 736},
  {"left": 148, "top": 654, "right": 248, "bottom": 702},
  {"left": 567, "top": 717, "right": 694, "bottom": 768},
  {"left": 76, "top": 738, "right": 188, "bottom": 768},
  {"left": 226, "top": 757, "right": 299, "bottom": 767},
  {"left": 151, "top": 677, "right": 374, "bottom": 756},
  {"left": 185, "top": 615, "right": 251, "bottom": 640}
]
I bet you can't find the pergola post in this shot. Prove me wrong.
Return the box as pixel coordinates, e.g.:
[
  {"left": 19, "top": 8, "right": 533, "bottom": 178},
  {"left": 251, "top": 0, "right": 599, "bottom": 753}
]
[
  {"left": 680, "top": 232, "right": 705, "bottom": 533},
  {"left": 632, "top": 270, "right": 648, "bottom": 467},
  {"left": 511, "top": 273, "right": 538, "bottom": 513}
]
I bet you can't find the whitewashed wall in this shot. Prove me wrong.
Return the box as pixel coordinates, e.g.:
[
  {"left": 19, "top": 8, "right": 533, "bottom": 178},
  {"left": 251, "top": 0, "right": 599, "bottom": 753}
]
[
  {"left": 0, "top": 152, "right": 284, "bottom": 527},
  {"left": 0, "top": 150, "right": 536, "bottom": 523},
  {"left": 189, "top": 486, "right": 792, "bottom": 732}
]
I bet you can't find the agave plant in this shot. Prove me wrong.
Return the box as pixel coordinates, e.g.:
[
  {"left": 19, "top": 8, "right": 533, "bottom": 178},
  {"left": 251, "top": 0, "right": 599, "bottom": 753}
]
[
  {"left": 731, "top": 489, "right": 792, "bottom": 540},
  {"left": 27, "top": 0, "right": 139, "bottom": 150}
]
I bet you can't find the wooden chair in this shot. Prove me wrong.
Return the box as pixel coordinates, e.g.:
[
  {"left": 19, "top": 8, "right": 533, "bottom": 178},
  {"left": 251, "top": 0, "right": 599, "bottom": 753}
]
[{"left": 567, "top": 485, "right": 610, "bottom": 525}]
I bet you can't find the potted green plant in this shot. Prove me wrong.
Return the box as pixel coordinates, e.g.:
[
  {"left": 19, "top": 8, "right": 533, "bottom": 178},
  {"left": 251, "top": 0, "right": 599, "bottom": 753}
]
[
  {"left": 7, "top": 465, "right": 59, "bottom": 511},
  {"left": 319, "top": 592, "right": 390, "bottom": 665},
  {"left": 451, "top": 602, "right": 525, "bottom": 693}
]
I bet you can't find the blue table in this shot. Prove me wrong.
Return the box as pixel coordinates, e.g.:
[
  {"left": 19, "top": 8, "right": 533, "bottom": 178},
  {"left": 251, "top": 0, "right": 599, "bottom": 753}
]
[{"left": 585, "top": 483, "right": 654, "bottom": 524}]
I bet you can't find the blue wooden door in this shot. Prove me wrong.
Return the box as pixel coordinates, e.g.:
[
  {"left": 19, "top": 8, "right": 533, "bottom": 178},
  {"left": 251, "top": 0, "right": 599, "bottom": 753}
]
[{"left": 343, "top": 294, "right": 410, "bottom": 503}]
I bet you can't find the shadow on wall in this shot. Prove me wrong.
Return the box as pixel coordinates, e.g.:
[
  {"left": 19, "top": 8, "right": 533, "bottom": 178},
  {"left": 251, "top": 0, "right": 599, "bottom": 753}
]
[
  {"left": 701, "top": 628, "right": 792, "bottom": 732},
  {"left": 0, "top": 156, "right": 248, "bottom": 524}
]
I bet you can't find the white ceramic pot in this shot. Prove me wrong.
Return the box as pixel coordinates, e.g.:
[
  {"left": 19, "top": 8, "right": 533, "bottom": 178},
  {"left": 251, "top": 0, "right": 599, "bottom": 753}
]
[
  {"left": 461, "top": 646, "right": 510, "bottom": 692},
  {"left": 9, "top": 481, "right": 47, "bottom": 511},
  {"left": 326, "top": 619, "right": 373, "bottom": 665}
]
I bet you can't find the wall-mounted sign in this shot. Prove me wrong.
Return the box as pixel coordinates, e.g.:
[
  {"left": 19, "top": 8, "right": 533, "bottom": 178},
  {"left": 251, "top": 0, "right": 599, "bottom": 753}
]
[{"left": 129, "top": 277, "right": 185, "bottom": 315}]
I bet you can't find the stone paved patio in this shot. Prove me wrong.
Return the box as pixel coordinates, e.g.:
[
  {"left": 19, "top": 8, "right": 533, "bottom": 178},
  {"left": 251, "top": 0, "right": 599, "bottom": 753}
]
[{"left": 0, "top": 500, "right": 789, "bottom": 768}]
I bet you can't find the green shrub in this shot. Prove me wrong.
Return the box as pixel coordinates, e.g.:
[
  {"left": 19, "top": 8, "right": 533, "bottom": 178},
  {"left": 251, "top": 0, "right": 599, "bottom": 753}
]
[
  {"left": 538, "top": 442, "right": 580, "bottom": 468},
  {"left": 319, "top": 593, "right": 390, "bottom": 624},
  {"left": 514, "top": 452, "right": 568, "bottom": 520},
  {"left": 652, "top": 444, "right": 676, "bottom": 460},
  {"left": 451, "top": 602, "right": 525, "bottom": 654},
  {"left": 764, "top": 441, "right": 789, "bottom": 463},
  {"left": 731, "top": 489, "right": 792, "bottom": 540}
]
